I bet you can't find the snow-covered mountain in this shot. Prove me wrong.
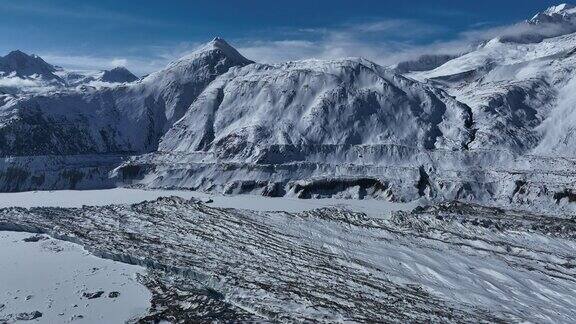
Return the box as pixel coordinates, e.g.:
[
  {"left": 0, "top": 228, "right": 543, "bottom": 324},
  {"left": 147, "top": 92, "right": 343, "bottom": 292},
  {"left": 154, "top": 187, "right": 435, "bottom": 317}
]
[
  {"left": 530, "top": 3, "right": 576, "bottom": 24},
  {"left": 0, "top": 50, "right": 65, "bottom": 94},
  {"left": 0, "top": 38, "right": 252, "bottom": 158},
  {"left": 56, "top": 66, "right": 140, "bottom": 86},
  {"left": 0, "top": 8, "right": 574, "bottom": 212},
  {"left": 0, "top": 50, "right": 60, "bottom": 80},
  {"left": 0, "top": 50, "right": 142, "bottom": 95},
  {"left": 409, "top": 10, "right": 576, "bottom": 158},
  {"left": 160, "top": 58, "right": 473, "bottom": 156},
  {"left": 99, "top": 66, "right": 139, "bottom": 83}
]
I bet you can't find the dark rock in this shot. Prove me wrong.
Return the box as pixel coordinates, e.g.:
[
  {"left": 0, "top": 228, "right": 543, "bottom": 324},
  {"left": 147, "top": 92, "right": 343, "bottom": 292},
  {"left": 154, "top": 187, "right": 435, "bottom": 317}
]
[
  {"left": 70, "top": 314, "right": 84, "bottom": 321},
  {"left": 82, "top": 291, "right": 105, "bottom": 299},
  {"left": 16, "top": 311, "right": 42, "bottom": 320},
  {"left": 108, "top": 291, "right": 120, "bottom": 298},
  {"left": 22, "top": 234, "right": 47, "bottom": 242}
]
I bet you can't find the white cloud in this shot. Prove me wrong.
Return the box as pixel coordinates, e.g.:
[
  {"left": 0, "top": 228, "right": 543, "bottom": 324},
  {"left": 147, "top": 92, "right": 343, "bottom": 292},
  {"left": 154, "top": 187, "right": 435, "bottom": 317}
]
[
  {"left": 234, "top": 19, "right": 454, "bottom": 67},
  {"left": 0, "top": 76, "right": 57, "bottom": 93},
  {"left": 110, "top": 58, "right": 128, "bottom": 67},
  {"left": 36, "top": 18, "right": 450, "bottom": 75}
]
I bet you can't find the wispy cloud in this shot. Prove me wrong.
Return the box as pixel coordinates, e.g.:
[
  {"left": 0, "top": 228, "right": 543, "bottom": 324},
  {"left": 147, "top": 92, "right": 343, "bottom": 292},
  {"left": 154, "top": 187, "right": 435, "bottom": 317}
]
[
  {"left": 39, "top": 41, "right": 203, "bottom": 75},
  {"left": 421, "top": 8, "right": 471, "bottom": 18},
  {"left": 110, "top": 58, "right": 128, "bottom": 67},
  {"left": 40, "top": 53, "right": 166, "bottom": 75},
  {"left": 236, "top": 18, "right": 449, "bottom": 66},
  {"left": 0, "top": 1, "right": 176, "bottom": 28},
  {"left": 0, "top": 76, "right": 57, "bottom": 93},
  {"left": 235, "top": 17, "right": 576, "bottom": 68},
  {"left": 30, "top": 10, "right": 576, "bottom": 75}
]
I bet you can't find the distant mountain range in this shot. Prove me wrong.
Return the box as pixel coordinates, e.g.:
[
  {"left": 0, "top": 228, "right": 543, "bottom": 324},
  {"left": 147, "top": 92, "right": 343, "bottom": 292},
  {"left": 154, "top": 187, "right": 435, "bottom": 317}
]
[
  {"left": 0, "top": 50, "right": 139, "bottom": 94},
  {"left": 0, "top": 6, "right": 574, "bottom": 213}
]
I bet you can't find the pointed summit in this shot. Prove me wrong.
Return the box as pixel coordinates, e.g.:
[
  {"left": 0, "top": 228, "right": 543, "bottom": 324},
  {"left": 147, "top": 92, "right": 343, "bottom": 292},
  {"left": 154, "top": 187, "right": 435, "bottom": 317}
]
[
  {"left": 0, "top": 50, "right": 57, "bottom": 78},
  {"left": 5, "top": 50, "right": 31, "bottom": 60},
  {"left": 202, "top": 37, "right": 235, "bottom": 51},
  {"left": 99, "top": 66, "right": 139, "bottom": 83},
  {"left": 142, "top": 37, "right": 253, "bottom": 126},
  {"left": 212, "top": 36, "right": 225, "bottom": 43},
  {"left": 173, "top": 37, "right": 252, "bottom": 67}
]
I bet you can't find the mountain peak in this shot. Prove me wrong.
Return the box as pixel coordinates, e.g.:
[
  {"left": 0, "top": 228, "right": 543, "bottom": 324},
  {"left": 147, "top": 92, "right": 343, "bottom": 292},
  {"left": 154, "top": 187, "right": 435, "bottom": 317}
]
[
  {"left": 6, "top": 50, "right": 28, "bottom": 58},
  {"left": 530, "top": 3, "right": 576, "bottom": 23},
  {"left": 200, "top": 37, "right": 247, "bottom": 58},
  {"left": 4, "top": 50, "right": 47, "bottom": 65},
  {"left": 99, "top": 66, "right": 139, "bottom": 83},
  {"left": 211, "top": 36, "right": 225, "bottom": 44},
  {"left": 543, "top": 3, "right": 576, "bottom": 15},
  {"left": 0, "top": 50, "right": 58, "bottom": 79},
  {"left": 174, "top": 37, "right": 252, "bottom": 66}
]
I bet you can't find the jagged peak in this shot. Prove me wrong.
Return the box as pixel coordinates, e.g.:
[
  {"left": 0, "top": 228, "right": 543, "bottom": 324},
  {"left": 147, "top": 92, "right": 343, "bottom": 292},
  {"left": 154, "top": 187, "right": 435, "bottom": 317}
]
[
  {"left": 100, "top": 66, "right": 138, "bottom": 83},
  {"left": 530, "top": 3, "right": 576, "bottom": 23},
  {"left": 108, "top": 66, "right": 130, "bottom": 72},
  {"left": 3, "top": 50, "right": 47, "bottom": 64},
  {"left": 172, "top": 37, "right": 252, "bottom": 66},
  {"left": 200, "top": 37, "right": 235, "bottom": 51},
  {"left": 5, "top": 50, "right": 40, "bottom": 59},
  {"left": 543, "top": 3, "right": 576, "bottom": 15},
  {"left": 5, "top": 49, "right": 28, "bottom": 58},
  {"left": 0, "top": 49, "right": 57, "bottom": 76}
]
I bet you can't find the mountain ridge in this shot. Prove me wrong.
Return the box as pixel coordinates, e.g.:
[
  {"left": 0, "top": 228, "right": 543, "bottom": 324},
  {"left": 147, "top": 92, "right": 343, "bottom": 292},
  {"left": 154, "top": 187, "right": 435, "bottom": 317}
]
[{"left": 0, "top": 7, "right": 574, "bottom": 213}]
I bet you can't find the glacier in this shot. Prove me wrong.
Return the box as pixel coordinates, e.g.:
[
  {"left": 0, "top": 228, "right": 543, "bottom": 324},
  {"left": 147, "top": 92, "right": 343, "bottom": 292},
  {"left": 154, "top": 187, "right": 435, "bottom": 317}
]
[{"left": 1, "top": 197, "right": 575, "bottom": 322}]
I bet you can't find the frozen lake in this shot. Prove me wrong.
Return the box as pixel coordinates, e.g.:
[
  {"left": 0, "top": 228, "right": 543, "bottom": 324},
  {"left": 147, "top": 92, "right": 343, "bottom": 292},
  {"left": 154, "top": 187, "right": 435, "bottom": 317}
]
[
  {"left": 0, "top": 231, "right": 151, "bottom": 324},
  {"left": 0, "top": 188, "right": 419, "bottom": 217}
]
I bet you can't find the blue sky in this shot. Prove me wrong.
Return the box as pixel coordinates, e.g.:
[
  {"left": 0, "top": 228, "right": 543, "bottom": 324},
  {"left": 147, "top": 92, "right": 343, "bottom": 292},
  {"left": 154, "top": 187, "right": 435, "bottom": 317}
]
[{"left": 0, "top": 0, "right": 566, "bottom": 74}]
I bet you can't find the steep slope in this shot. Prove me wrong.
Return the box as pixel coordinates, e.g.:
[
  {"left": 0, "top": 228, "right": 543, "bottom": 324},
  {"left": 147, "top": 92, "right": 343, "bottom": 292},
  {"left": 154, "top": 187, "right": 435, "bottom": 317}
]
[
  {"left": 409, "top": 27, "right": 576, "bottom": 156},
  {"left": 160, "top": 58, "right": 473, "bottom": 158},
  {"left": 120, "top": 24, "right": 576, "bottom": 210},
  {"left": 140, "top": 37, "right": 253, "bottom": 126},
  {"left": 119, "top": 57, "right": 482, "bottom": 200},
  {"left": 0, "top": 38, "right": 253, "bottom": 157}
]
